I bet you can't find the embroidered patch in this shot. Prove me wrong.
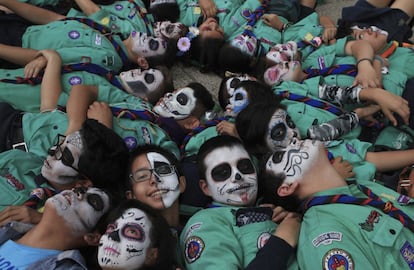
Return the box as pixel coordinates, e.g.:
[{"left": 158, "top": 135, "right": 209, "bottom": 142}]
[
  {"left": 257, "top": 232, "right": 271, "bottom": 249},
  {"left": 241, "top": 9, "right": 252, "bottom": 20},
  {"left": 345, "top": 143, "right": 357, "bottom": 154},
  {"left": 124, "top": 136, "right": 137, "bottom": 150},
  {"left": 3, "top": 172, "right": 24, "bottom": 191},
  {"left": 397, "top": 194, "right": 411, "bottom": 204},
  {"left": 30, "top": 188, "right": 46, "bottom": 200},
  {"left": 235, "top": 207, "right": 272, "bottom": 227},
  {"left": 183, "top": 222, "right": 202, "bottom": 240},
  {"left": 68, "top": 30, "right": 80, "bottom": 39},
  {"left": 323, "top": 249, "right": 354, "bottom": 270},
  {"left": 317, "top": 56, "right": 326, "bottom": 69},
  {"left": 95, "top": 34, "right": 102, "bottom": 46},
  {"left": 312, "top": 232, "right": 342, "bottom": 247},
  {"left": 106, "top": 56, "right": 114, "bottom": 66},
  {"left": 359, "top": 210, "right": 381, "bottom": 232},
  {"left": 100, "top": 17, "right": 110, "bottom": 26},
  {"left": 68, "top": 76, "right": 82, "bottom": 85},
  {"left": 185, "top": 236, "right": 204, "bottom": 263},
  {"left": 400, "top": 241, "right": 414, "bottom": 269},
  {"left": 114, "top": 4, "right": 123, "bottom": 10},
  {"left": 128, "top": 7, "right": 137, "bottom": 19}
]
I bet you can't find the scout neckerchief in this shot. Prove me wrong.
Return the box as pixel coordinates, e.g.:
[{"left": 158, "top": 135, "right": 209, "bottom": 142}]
[
  {"left": 128, "top": 0, "right": 152, "bottom": 35},
  {"left": 110, "top": 106, "right": 157, "bottom": 122},
  {"left": 296, "top": 33, "right": 323, "bottom": 54},
  {"left": 380, "top": 40, "right": 398, "bottom": 58},
  {"left": 303, "top": 64, "right": 357, "bottom": 81},
  {"left": 239, "top": 0, "right": 270, "bottom": 58},
  {"left": 0, "top": 62, "right": 123, "bottom": 90},
  {"left": 301, "top": 184, "right": 414, "bottom": 233},
  {"left": 62, "top": 17, "right": 130, "bottom": 67},
  {"left": 180, "top": 116, "right": 228, "bottom": 158},
  {"left": 23, "top": 175, "right": 57, "bottom": 209}
]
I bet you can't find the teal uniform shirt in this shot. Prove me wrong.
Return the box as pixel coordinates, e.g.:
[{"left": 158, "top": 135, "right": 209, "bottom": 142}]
[
  {"left": 66, "top": 0, "right": 154, "bottom": 40},
  {"left": 380, "top": 42, "right": 414, "bottom": 79},
  {"left": 0, "top": 149, "right": 44, "bottom": 211},
  {"left": 22, "top": 20, "right": 128, "bottom": 72},
  {"left": 17, "top": 0, "right": 59, "bottom": 6},
  {"left": 180, "top": 204, "right": 280, "bottom": 269},
  {"left": 297, "top": 181, "right": 414, "bottom": 269}
]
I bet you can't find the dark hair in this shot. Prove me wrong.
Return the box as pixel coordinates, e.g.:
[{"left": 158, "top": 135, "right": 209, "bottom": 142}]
[
  {"left": 218, "top": 42, "right": 255, "bottom": 74},
  {"left": 197, "top": 135, "right": 246, "bottom": 180},
  {"left": 187, "top": 82, "right": 215, "bottom": 119},
  {"left": 236, "top": 101, "right": 285, "bottom": 155},
  {"left": 146, "top": 65, "right": 174, "bottom": 105},
  {"left": 149, "top": 3, "right": 180, "bottom": 23},
  {"left": 146, "top": 38, "right": 177, "bottom": 68},
  {"left": 100, "top": 199, "right": 176, "bottom": 270},
  {"left": 125, "top": 144, "right": 182, "bottom": 191},
  {"left": 336, "top": 19, "right": 355, "bottom": 40},
  {"left": 259, "top": 152, "right": 301, "bottom": 212},
  {"left": 187, "top": 35, "right": 225, "bottom": 74},
  {"left": 78, "top": 119, "right": 129, "bottom": 202}
]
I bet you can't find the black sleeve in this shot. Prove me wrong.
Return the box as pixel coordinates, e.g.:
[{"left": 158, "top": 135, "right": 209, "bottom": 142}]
[{"left": 245, "top": 235, "right": 295, "bottom": 270}]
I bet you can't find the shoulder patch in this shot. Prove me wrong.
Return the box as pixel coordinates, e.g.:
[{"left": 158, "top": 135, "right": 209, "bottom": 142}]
[
  {"left": 400, "top": 241, "right": 414, "bottom": 269},
  {"left": 185, "top": 236, "right": 204, "bottom": 264},
  {"left": 323, "top": 248, "right": 354, "bottom": 270},
  {"left": 257, "top": 232, "right": 271, "bottom": 249},
  {"left": 312, "top": 231, "right": 342, "bottom": 247}
]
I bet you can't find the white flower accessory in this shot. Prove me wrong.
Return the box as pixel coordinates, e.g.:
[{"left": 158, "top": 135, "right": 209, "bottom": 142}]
[{"left": 176, "top": 26, "right": 200, "bottom": 56}]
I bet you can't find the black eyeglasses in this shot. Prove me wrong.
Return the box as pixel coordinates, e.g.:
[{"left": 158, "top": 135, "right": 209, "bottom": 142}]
[
  {"left": 48, "top": 134, "right": 79, "bottom": 172},
  {"left": 129, "top": 165, "right": 176, "bottom": 183}
]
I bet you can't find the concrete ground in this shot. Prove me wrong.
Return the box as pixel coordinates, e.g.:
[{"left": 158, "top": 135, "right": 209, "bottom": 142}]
[{"left": 171, "top": 0, "right": 358, "bottom": 101}]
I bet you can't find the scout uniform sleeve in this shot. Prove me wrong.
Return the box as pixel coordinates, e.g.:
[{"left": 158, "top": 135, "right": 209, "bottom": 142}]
[{"left": 180, "top": 209, "right": 244, "bottom": 270}]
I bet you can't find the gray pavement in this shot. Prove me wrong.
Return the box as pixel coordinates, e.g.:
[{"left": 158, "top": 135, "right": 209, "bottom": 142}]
[{"left": 171, "top": 0, "right": 358, "bottom": 101}]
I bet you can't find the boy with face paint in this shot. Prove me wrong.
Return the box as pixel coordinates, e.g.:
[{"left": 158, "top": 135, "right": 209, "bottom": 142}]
[
  {"left": 180, "top": 135, "right": 301, "bottom": 270},
  {"left": 125, "top": 145, "right": 186, "bottom": 229},
  {"left": 0, "top": 119, "right": 129, "bottom": 226},
  {"left": 98, "top": 199, "right": 176, "bottom": 270},
  {"left": 0, "top": 186, "right": 112, "bottom": 269},
  {"left": 262, "top": 137, "right": 414, "bottom": 270}
]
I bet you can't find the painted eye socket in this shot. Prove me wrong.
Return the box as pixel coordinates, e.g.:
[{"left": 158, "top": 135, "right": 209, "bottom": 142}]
[
  {"left": 211, "top": 163, "right": 231, "bottom": 182},
  {"left": 149, "top": 39, "right": 159, "bottom": 50},
  {"left": 237, "top": 158, "right": 255, "bottom": 174},
  {"left": 144, "top": 73, "right": 155, "bottom": 84},
  {"left": 229, "top": 78, "right": 240, "bottom": 89},
  {"left": 271, "top": 151, "right": 285, "bottom": 164},
  {"left": 286, "top": 115, "right": 296, "bottom": 129},
  {"left": 122, "top": 224, "right": 145, "bottom": 241},
  {"left": 176, "top": 93, "right": 188, "bottom": 105},
  {"left": 87, "top": 194, "right": 104, "bottom": 211},
  {"left": 234, "top": 92, "right": 244, "bottom": 101},
  {"left": 270, "top": 123, "right": 287, "bottom": 141},
  {"left": 105, "top": 223, "right": 117, "bottom": 234}
]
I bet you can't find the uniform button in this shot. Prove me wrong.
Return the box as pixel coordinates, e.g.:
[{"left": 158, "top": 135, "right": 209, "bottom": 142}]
[
  {"left": 53, "top": 125, "right": 58, "bottom": 130},
  {"left": 389, "top": 229, "right": 396, "bottom": 235}
]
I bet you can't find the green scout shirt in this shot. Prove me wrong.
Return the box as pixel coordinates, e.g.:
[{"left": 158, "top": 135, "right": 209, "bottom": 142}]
[
  {"left": 22, "top": 20, "right": 128, "bottom": 72},
  {"left": 66, "top": 0, "right": 154, "bottom": 40},
  {"left": 180, "top": 204, "right": 279, "bottom": 270},
  {"left": 380, "top": 42, "right": 414, "bottom": 79},
  {"left": 17, "top": 0, "right": 59, "bottom": 7},
  {"left": 0, "top": 149, "right": 44, "bottom": 211},
  {"left": 297, "top": 181, "right": 414, "bottom": 269}
]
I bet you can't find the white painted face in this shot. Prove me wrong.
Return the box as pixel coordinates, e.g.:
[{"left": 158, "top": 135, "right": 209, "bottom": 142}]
[
  {"left": 265, "top": 108, "right": 300, "bottom": 151},
  {"left": 266, "top": 41, "right": 298, "bottom": 65},
  {"left": 119, "top": 68, "right": 164, "bottom": 99},
  {"left": 47, "top": 187, "right": 110, "bottom": 236},
  {"left": 231, "top": 34, "right": 258, "bottom": 56},
  {"left": 153, "top": 87, "right": 196, "bottom": 120},
  {"left": 153, "top": 21, "right": 185, "bottom": 40},
  {"left": 225, "top": 75, "right": 255, "bottom": 97},
  {"left": 265, "top": 138, "right": 320, "bottom": 184},
  {"left": 98, "top": 208, "right": 153, "bottom": 269},
  {"left": 225, "top": 86, "right": 249, "bottom": 117},
  {"left": 263, "top": 61, "right": 301, "bottom": 85},
  {"left": 41, "top": 132, "right": 84, "bottom": 185},
  {"left": 147, "top": 152, "right": 180, "bottom": 208},
  {"left": 130, "top": 31, "right": 167, "bottom": 58},
  {"left": 203, "top": 145, "right": 257, "bottom": 206}
]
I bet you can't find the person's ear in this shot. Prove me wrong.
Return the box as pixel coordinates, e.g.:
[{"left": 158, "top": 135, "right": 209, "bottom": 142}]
[
  {"left": 125, "top": 190, "right": 135, "bottom": 199},
  {"left": 137, "top": 56, "right": 149, "bottom": 69},
  {"left": 277, "top": 181, "right": 299, "bottom": 197},
  {"left": 145, "top": 248, "right": 159, "bottom": 266},
  {"left": 199, "top": 179, "right": 211, "bottom": 197},
  {"left": 76, "top": 179, "right": 93, "bottom": 188},
  {"left": 179, "top": 176, "right": 186, "bottom": 193},
  {"left": 182, "top": 116, "right": 200, "bottom": 130},
  {"left": 84, "top": 232, "right": 102, "bottom": 246}
]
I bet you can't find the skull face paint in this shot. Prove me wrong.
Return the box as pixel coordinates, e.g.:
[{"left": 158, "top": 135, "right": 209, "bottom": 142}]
[
  {"left": 203, "top": 145, "right": 257, "bottom": 206},
  {"left": 231, "top": 34, "right": 258, "bottom": 56},
  {"left": 153, "top": 87, "right": 196, "bottom": 120},
  {"left": 119, "top": 68, "right": 164, "bottom": 99},
  {"left": 265, "top": 108, "right": 300, "bottom": 151},
  {"left": 146, "top": 152, "right": 180, "bottom": 208},
  {"left": 130, "top": 31, "right": 167, "bottom": 58},
  {"left": 47, "top": 187, "right": 110, "bottom": 236},
  {"left": 265, "top": 138, "right": 320, "bottom": 184},
  {"left": 153, "top": 21, "right": 185, "bottom": 40},
  {"left": 226, "top": 86, "right": 249, "bottom": 117},
  {"left": 98, "top": 208, "right": 153, "bottom": 269},
  {"left": 263, "top": 61, "right": 301, "bottom": 85},
  {"left": 266, "top": 41, "right": 298, "bottom": 65}
]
